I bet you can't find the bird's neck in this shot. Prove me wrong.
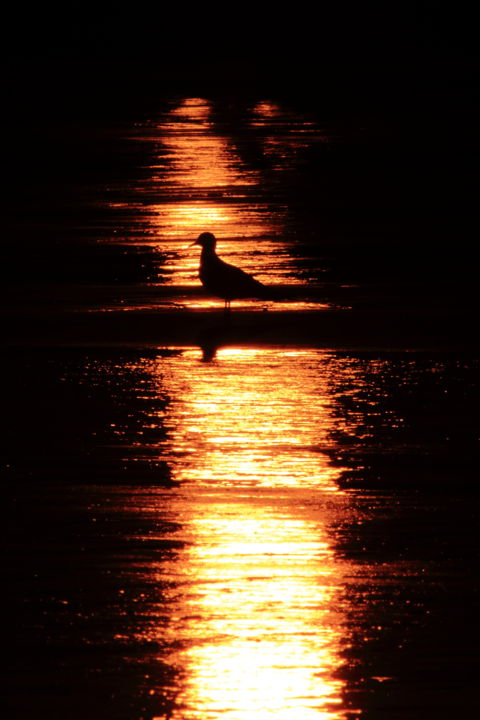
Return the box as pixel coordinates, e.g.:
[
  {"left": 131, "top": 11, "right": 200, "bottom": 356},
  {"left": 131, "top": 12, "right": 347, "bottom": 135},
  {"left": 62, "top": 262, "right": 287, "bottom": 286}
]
[{"left": 200, "top": 246, "right": 219, "bottom": 264}]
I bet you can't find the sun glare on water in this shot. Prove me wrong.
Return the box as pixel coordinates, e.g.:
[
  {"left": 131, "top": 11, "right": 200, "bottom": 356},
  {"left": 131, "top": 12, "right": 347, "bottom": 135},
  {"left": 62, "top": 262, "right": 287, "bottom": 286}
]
[
  {"left": 129, "top": 348, "right": 360, "bottom": 719},
  {"left": 114, "top": 97, "right": 327, "bottom": 307}
]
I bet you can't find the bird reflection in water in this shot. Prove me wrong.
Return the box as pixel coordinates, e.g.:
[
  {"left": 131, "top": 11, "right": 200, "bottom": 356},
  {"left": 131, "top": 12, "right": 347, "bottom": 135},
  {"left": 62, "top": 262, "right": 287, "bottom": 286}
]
[{"left": 197, "top": 326, "right": 224, "bottom": 362}]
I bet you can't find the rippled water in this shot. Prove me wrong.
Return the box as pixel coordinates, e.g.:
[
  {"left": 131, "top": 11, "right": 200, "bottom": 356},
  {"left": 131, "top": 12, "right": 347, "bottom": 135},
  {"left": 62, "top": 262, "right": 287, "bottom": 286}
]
[
  {"left": 104, "top": 97, "right": 331, "bottom": 312},
  {"left": 5, "top": 347, "right": 479, "bottom": 719},
  {"left": 4, "top": 93, "right": 479, "bottom": 719},
  {"left": 7, "top": 94, "right": 474, "bottom": 344}
]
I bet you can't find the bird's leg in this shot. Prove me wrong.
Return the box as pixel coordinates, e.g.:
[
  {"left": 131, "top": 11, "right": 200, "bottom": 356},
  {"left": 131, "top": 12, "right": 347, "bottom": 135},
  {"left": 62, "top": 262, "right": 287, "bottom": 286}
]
[{"left": 223, "top": 299, "right": 231, "bottom": 321}]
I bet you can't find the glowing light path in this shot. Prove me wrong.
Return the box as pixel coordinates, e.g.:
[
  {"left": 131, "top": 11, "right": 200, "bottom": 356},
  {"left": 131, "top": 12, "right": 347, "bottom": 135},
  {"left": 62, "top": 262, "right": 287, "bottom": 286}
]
[
  {"left": 111, "top": 97, "right": 329, "bottom": 310},
  {"left": 162, "top": 491, "right": 347, "bottom": 720},
  {"left": 124, "top": 347, "right": 363, "bottom": 719}
]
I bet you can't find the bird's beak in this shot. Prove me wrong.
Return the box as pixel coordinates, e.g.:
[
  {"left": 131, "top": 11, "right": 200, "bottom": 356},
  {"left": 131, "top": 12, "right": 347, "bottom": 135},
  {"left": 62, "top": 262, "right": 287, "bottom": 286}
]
[{"left": 189, "top": 240, "right": 199, "bottom": 248}]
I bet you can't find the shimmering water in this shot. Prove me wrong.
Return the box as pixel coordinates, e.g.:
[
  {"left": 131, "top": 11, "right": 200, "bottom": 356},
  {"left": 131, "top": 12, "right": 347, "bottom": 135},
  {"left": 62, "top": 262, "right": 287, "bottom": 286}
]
[
  {"left": 100, "top": 97, "right": 333, "bottom": 313},
  {"left": 5, "top": 347, "right": 479, "bottom": 719},
  {"left": 6, "top": 94, "right": 474, "bottom": 345},
  {"left": 4, "top": 92, "right": 479, "bottom": 719}
]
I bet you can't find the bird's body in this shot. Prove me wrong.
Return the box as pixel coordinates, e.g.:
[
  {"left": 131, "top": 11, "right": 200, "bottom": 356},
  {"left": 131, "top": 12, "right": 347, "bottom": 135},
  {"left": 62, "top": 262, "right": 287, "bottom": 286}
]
[{"left": 192, "top": 232, "right": 271, "bottom": 310}]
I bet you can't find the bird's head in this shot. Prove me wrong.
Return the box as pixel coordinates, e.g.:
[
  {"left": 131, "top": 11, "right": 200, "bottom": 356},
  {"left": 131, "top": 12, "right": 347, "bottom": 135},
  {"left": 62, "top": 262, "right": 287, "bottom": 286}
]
[{"left": 191, "top": 232, "right": 217, "bottom": 251}]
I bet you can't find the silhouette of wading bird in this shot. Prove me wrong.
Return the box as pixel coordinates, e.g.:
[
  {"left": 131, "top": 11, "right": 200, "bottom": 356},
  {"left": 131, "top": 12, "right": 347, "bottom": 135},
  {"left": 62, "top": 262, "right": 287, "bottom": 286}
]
[{"left": 190, "top": 232, "right": 273, "bottom": 312}]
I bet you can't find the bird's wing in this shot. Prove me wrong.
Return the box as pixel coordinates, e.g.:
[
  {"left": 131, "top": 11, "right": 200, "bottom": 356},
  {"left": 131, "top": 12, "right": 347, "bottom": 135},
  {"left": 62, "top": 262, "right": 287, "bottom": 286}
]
[
  {"left": 220, "top": 259, "right": 261, "bottom": 282},
  {"left": 202, "top": 258, "right": 269, "bottom": 299},
  {"left": 222, "top": 259, "right": 267, "bottom": 284}
]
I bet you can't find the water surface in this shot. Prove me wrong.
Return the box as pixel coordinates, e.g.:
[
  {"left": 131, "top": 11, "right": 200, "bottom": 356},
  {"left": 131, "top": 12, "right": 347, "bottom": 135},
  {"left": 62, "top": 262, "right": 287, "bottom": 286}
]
[
  {"left": 5, "top": 347, "right": 479, "bottom": 719},
  {"left": 4, "top": 93, "right": 479, "bottom": 718}
]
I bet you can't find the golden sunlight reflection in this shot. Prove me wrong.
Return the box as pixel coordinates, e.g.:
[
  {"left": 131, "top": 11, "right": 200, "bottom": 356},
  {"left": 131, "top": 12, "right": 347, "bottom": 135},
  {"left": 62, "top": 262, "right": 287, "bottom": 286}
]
[
  {"left": 160, "top": 106, "right": 257, "bottom": 190},
  {"left": 146, "top": 98, "right": 260, "bottom": 231},
  {"left": 113, "top": 97, "right": 329, "bottom": 307},
  {"left": 157, "top": 348, "right": 347, "bottom": 490},
  {"left": 169, "top": 97, "right": 212, "bottom": 120},
  {"left": 163, "top": 493, "right": 346, "bottom": 720},
  {"left": 145, "top": 98, "right": 285, "bottom": 293},
  {"left": 250, "top": 100, "right": 329, "bottom": 165},
  {"left": 139, "top": 348, "right": 360, "bottom": 718}
]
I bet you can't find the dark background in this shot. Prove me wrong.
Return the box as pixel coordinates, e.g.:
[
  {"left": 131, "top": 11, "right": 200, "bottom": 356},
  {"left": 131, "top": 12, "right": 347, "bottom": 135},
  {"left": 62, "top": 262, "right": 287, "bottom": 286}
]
[{"left": 3, "top": 4, "right": 478, "bottom": 115}]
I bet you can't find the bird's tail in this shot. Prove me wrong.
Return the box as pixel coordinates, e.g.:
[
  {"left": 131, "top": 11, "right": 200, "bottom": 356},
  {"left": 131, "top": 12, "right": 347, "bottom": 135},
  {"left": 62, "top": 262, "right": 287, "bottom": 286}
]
[{"left": 257, "top": 283, "right": 278, "bottom": 302}]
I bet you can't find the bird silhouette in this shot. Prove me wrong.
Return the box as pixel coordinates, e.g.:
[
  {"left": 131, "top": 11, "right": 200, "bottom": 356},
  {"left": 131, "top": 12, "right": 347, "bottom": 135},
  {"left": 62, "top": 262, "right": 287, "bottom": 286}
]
[{"left": 191, "top": 232, "right": 272, "bottom": 311}]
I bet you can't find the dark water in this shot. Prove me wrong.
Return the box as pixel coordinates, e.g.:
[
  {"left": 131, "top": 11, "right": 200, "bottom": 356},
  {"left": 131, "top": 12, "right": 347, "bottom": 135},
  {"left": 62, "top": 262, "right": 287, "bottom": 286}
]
[{"left": 3, "top": 95, "right": 480, "bottom": 718}]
